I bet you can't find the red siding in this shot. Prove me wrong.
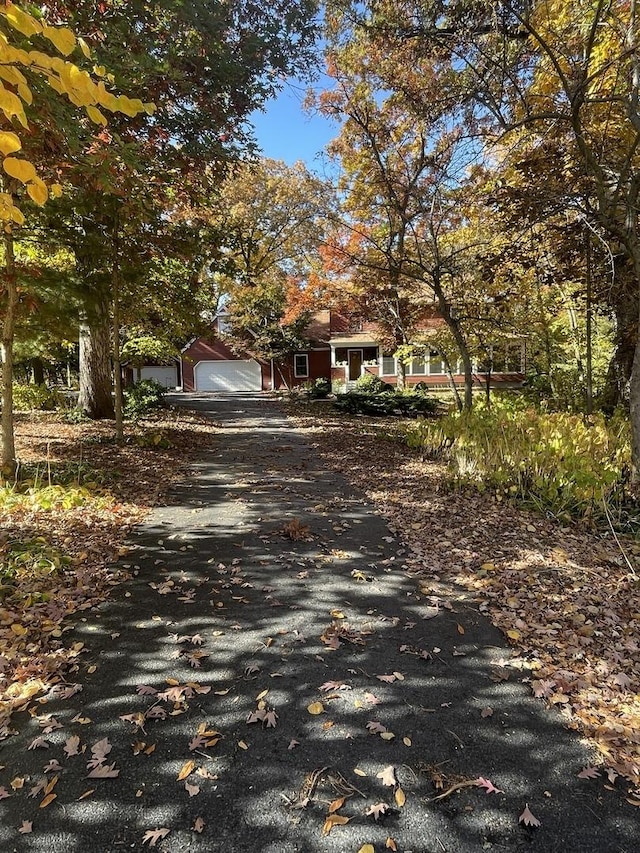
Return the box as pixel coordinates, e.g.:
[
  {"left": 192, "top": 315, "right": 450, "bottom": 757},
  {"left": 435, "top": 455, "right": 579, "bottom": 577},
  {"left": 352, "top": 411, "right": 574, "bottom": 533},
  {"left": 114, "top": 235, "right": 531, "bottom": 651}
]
[
  {"left": 272, "top": 349, "right": 332, "bottom": 390},
  {"left": 181, "top": 337, "right": 271, "bottom": 391}
]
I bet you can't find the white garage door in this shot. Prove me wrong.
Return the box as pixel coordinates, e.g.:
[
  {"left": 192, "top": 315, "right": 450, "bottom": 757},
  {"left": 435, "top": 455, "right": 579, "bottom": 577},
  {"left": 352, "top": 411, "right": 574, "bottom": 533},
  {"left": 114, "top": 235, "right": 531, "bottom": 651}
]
[
  {"left": 194, "top": 360, "right": 262, "bottom": 392},
  {"left": 140, "top": 366, "right": 177, "bottom": 389}
]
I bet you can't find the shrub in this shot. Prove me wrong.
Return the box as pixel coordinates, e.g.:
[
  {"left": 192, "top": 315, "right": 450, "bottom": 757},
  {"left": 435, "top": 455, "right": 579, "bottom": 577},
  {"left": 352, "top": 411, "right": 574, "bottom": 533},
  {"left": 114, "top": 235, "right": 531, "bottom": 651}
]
[
  {"left": 123, "top": 379, "right": 166, "bottom": 419},
  {"left": 404, "top": 402, "right": 631, "bottom": 522},
  {"left": 335, "top": 390, "right": 437, "bottom": 417},
  {"left": 354, "top": 373, "right": 387, "bottom": 394},
  {"left": 61, "top": 406, "right": 89, "bottom": 424},
  {"left": 12, "top": 383, "right": 63, "bottom": 411},
  {"left": 300, "top": 377, "right": 331, "bottom": 399}
]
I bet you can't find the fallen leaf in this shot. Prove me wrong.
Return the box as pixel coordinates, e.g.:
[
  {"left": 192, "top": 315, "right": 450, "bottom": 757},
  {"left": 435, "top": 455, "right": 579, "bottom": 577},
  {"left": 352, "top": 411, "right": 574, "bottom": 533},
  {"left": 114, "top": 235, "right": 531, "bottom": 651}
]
[
  {"left": 177, "top": 760, "right": 196, "bottom": 781},
  {"left": 287, "top": 739, "right": 299, "bottom": 750},
  {"left": 380, "top": 732, "right": 395, "bottom": 741},
  {"left": 193, "top": 816, "right": 205, "bottom": 833},
  {"left": 18, "top": 820, "right": 33, "bottom": 834},
  {"left": 64, "top": 735, "right": 81, "bottom": 757},
  {"left": 386, "top": 838, "right": 397, "bottom": 851},
  {"left": 238, "top": 740, "right": 248, "bottom": 750},
  {"left": 322, "top": 813, "right": 350, "bottom": 835},
  {"left": 518, "top": 803, "right": 541, "bottom": 827},
  {"left": 357, "top": 846, "right": 375, "bottom": 853},
  {"left": 142, "top": 827, "right": 170, "bottom": 846},
  {"left": 476, "top": 777, "right": 504, "bottom": 794},
  {"left": 185, "top": 782, "right": 200, "bottom": 797},
  {"left": 366, "top": 801, "right": 389, "bottom": 820},
  {"left": 307, "top": 702, "right": 324, "bottom": 715},
  {"left": 457, "top": 623, "right": 465, "bottom": 635},
  {"left": 87, "top": 763, "right": 119, "bottom": 779},
  {"left": 328, "top": 797, "right": 346, "bottom": 813},
  {"left": 403, "top": 737, "right": 412, "bottom": 747},
  {"left": 394, "top": 787, "right": 406, "bottom": 807},
  {"left": 354, "top": 768, "right": 367, "bottom": 777},
  {"left": 366, "top": 721, "right": 387, "bottom": 734},
  {"left": 577, "top": 766, "right": 601, "bottom": 779},
  {"left": 39, "top": 792, "right": 57, "bottom": 809},
  {"left": 481, "top": 707, "right": 494, "bottom": 718},
  {"left": 377, "top": 766, "right": 397, "bottom": 787}
]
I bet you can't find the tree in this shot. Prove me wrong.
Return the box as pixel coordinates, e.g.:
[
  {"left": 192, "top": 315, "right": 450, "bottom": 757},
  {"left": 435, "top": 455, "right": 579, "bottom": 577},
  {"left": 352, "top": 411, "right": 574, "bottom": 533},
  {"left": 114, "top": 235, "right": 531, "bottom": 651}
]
[
  {"left": 317, "top": 31, "right": 481, "bottom": 403},
  {"left": 209, "top": 157, "right": 331, "bottom": 378},
  {"left": 0, "top": 1, "right": 150, "bottom": 474},
  {"left": 326, "top": 0, "right": 640, "bottom": 479},
  {"left": 43, "top": 0, "right": 320, "bottom": 419}
]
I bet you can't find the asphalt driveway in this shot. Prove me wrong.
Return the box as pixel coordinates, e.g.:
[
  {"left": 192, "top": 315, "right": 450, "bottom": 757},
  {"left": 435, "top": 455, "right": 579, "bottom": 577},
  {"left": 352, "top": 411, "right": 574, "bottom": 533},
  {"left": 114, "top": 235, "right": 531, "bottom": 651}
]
[{"left": 0, "top": 393, "right": 637, "bottom": 852}]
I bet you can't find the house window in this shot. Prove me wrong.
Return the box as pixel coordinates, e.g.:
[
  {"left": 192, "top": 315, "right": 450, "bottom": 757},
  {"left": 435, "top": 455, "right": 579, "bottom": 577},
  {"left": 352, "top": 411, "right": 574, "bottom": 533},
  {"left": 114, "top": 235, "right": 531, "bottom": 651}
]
[
  {"left": 410, "top": 358, "right": 426, "bottom": 375},
  {"left": 294, "top": 354, "right": 309, "bottom": 378},
  {"left": 382, "top": 356, "right": 396, "bottom": 376},
  {"left": 363, "top": 347, "right": 378, "bottom": 362},
  {"left": 428, "top": 350, "right": 444, "bottom": 375}
]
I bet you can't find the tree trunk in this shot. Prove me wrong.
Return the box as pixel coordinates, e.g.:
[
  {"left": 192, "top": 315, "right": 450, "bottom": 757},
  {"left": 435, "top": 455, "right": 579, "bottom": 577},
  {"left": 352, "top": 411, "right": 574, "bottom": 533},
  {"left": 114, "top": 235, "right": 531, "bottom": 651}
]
[
  {"left": 112, "top": 212, "right": 124, "bottom": 443},
  {"left": 584, "top": 229, "right": 593, "bottom": 414},
  {"left": 396, "top": 358, "right": 406, "bottom": 390},
  {"left": 31, "top": 357, "right": 45, "bottom": 386},
  {"left": 78, "top": 293, "right": 114, "bottom": 419},
  {"left": 1, "top": 229, "right": 18, "bottom": 477},
  {"left": 442, "top": 354, "right": 463, "bottom": 411}
]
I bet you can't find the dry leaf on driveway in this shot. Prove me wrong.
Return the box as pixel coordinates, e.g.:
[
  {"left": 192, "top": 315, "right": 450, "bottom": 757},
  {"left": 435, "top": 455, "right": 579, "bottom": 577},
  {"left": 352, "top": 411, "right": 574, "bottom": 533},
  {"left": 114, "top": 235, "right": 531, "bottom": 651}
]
[{"left": 142, "top": 827, "right": 170, "bottom": 846}]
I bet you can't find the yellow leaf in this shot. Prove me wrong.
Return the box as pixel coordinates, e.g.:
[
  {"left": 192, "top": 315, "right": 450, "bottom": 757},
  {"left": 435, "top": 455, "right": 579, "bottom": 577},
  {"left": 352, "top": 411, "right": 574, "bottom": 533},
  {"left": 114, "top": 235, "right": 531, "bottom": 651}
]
[
  {"left": 480, "top": 562, "right": 496, "bottom": 571},
  {"left": 380, "top": 732, "right": 395, "bottom": 741},
  {"left": 10, "top": 622, "right": 27, "bottom": 636},
  {"left": 4, "top": 6, "right": 42, "bottom": 38},
  {"left": 26, "top": 178, "right": 48, "bottom": 206},
  {"left": 353, "top": 768, "right": 367, "bottom": 776},
  {"left": 0, "top": 84, "right": 26, "bottom": 121},
  {"left": 86, "top": 104, "right": 107, "bottom": 126},
  {"left": 386, "top": 838, "right": 398, "bottom": 851},
  {"left": 0, "top": 131, "right": 21, "bottom": 155},
  {"left": 330, "top": 609, "right": 345, "bottom": 619},
  {"left": 321, "top": 814, "right": 349, "bottom": 835},
  {"left": 78, "top": 37, "right": 91, "bottom": 58},
  {"left": 403, "top": 737, "right": 412, "bottom": 747},
  {"left": 256, "top": 689, "right": 269, "bottom": 701},
  {"left": 176, "top": 760, "right": 195, "bottom": 781},
  {"left": 93, "top": 65, "right": 107, "bottom": 77},
  {"left": 39, "top": 792, "right": 57, "bottom": 808},
  {"left": 237, "top": 740, "right": 248, "bottom": 750},
  {"left": 42, "top": 25, "right": 76, "bottom": 57},
  {"left": 358, "top": 846, "right": 375, "bottom": 853},
  {"left": 3, "top": 157, "right": 37, "bottom": 184},
  {"left": 506, "top": 629, "right": 521, "bottom": 641},
  {"left": 307, "top": 702, "right": 324, "bottom": 715},
  {"left": 395, "top": 787, "right": 406, "bottom": 807},
  {"left": 328, "top": 797, "right": 345, "bottom": 813}
]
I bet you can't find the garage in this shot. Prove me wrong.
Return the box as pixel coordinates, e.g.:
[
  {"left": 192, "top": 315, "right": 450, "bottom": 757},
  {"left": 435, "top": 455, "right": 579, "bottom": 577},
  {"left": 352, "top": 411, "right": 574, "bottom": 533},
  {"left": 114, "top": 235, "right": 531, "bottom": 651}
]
[
  {"left": 140, "top": 365, "right": 178, "bottom": 389},
  {"left": 194, "top": 359, "right": 263, "bottom": 392}
]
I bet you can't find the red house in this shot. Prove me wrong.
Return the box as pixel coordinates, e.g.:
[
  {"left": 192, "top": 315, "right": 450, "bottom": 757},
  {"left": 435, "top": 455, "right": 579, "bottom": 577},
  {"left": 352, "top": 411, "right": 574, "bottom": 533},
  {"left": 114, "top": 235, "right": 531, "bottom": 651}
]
[{"left": 177, "top": 310, "right": 525, "bottom": 393}]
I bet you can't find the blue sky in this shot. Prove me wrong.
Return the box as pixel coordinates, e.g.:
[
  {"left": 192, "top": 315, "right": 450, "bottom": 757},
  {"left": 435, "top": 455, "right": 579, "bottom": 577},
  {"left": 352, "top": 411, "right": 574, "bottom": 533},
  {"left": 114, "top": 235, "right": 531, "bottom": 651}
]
[{"left": 250, "top": 78, "right": 340, "bottom": 173}]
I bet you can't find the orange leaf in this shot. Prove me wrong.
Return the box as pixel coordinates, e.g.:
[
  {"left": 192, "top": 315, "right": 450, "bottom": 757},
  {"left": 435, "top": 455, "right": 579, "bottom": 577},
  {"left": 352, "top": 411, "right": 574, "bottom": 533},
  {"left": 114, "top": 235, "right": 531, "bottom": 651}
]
[
  {"left": 321, "top": 814, "right": 349, "bottom": 835},
  {"left": 39, "top": 792, "right": 57, "bottom": 808},
  {"left": 176, "top": 760, "right": 195, "bottom": 781},
  {"left": 328, "top": 797, "right": 345, "bottom": 813}
]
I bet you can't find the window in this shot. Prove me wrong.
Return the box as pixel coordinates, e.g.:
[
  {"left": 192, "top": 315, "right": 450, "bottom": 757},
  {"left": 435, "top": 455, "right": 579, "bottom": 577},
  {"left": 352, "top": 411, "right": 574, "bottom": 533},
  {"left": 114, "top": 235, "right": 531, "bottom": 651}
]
[
  {"left": 382, "top": 356, "right": 396, "bottom": 376},
  {"left": 363, "top": 346, "right": 378, "bottom": 362},
  {"left": 410, "top": 359, "right": 426, "bottom": 375},
  {"left": 334, "top": 347, "right": 348, "bottom": 363},
  {"left": 294, "top": 354, "right": 309, "bottom": 378},
  {"left": 428, "top": 350, "right": 444, "bottom": 375}
]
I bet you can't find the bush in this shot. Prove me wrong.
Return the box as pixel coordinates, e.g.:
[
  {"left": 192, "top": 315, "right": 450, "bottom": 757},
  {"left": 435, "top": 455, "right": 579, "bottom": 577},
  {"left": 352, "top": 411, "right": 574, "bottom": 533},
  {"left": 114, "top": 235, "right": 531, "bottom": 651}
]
[
  {"left": 123, "top": 379, "right": 166, "bottom": 419},
  {"left": 301, "top": 377, "right": 331, "bottom": 399},
  {"left": 335, "top": 390, "right": 437, "bottom": 417},
  {"left": 12, "top": 383, "right": 63, "bottom": 411},
  {"left": 404, "top": 402, "right": 631, "bottom": 522},
  {"left": 354, "top": 373, "right": 387, "bottom": 393}
]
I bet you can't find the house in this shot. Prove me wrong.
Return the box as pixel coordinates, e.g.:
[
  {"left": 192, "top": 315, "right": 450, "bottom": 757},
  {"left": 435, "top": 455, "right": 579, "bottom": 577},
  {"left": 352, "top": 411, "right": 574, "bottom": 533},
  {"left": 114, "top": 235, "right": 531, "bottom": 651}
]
[{"left": 142, "top": 310, "right": 526, "bottom": 393}]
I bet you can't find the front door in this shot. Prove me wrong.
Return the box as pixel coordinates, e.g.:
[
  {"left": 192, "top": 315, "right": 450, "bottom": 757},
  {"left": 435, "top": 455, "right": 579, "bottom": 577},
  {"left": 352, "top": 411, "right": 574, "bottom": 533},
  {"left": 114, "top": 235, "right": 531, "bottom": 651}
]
[{"left": 348, "top": 350, "right": 363, "bottom": 381}]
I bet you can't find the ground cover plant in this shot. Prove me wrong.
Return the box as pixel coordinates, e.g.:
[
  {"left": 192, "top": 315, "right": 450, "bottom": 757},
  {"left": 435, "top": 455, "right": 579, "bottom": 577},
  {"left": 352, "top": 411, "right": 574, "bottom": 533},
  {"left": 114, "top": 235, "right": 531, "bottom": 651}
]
[
  {"left": 404, "top": 400, "right": 632, "bottom": 528},
  {"left": 290, "top": 403, "right": 640, "bottom": 793},
  {"left": 0, "top": 410, "right": 217, "bottom": 737}
]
